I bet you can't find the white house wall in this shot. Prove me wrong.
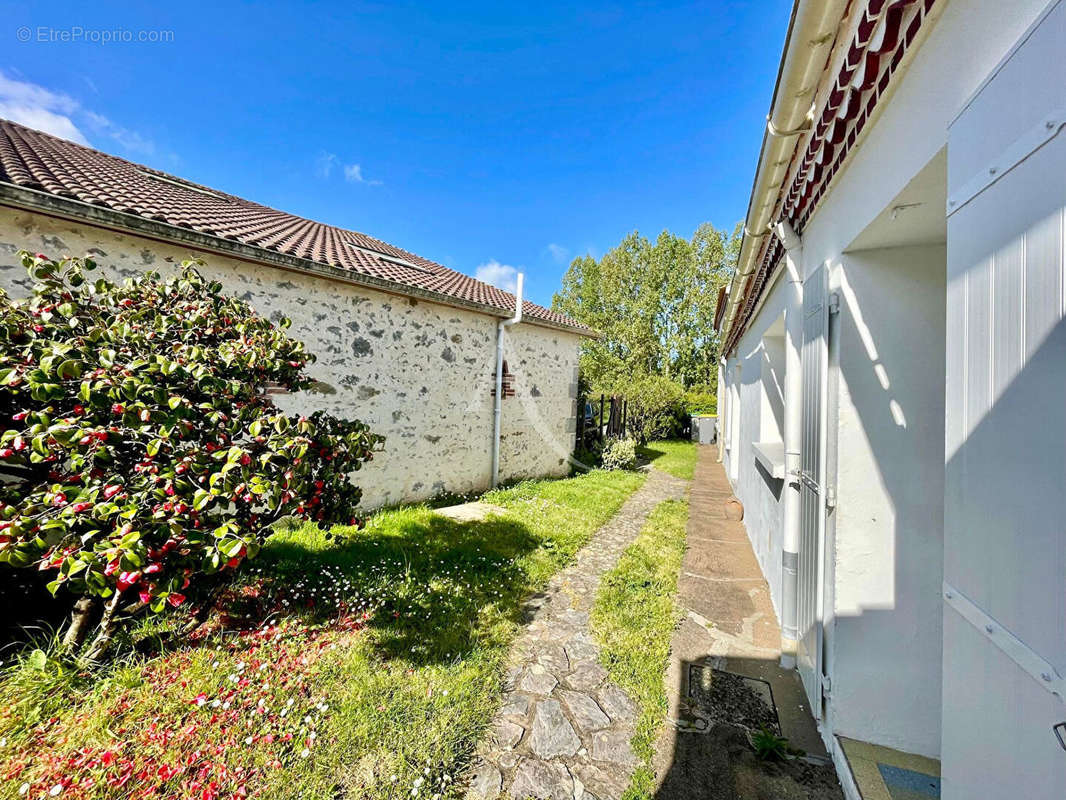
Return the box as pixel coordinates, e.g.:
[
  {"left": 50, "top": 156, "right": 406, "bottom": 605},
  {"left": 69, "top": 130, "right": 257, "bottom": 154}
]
[
  {"left": 830, "top": 244, "right": 945, "bottom": 759},
  {"left": 0, "top": 208, "right": 580, "bottom": 510},
  {"left": 725, "top": 0, "right": 1055, "bottom": 771},
  {"left": 723, "top": 272, "right": 790, "bottom": 620},
  {"left": 792, "top": 0, "right": 1050, "bottom": 763}
]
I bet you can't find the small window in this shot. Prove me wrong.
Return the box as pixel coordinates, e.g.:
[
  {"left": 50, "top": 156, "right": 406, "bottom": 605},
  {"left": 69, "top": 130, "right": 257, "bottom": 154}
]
[
  {"left": 491, "top": 360, "right": 515, "bottom": 398},
  {"left": 759, "top": 329, "right": 786, "bottom": 444},
  {"left": 139, "top": 169, "right": 227, "bottom": 199},
  {"left": 345, "top": 241, "right": 435, "bottom": 275}
]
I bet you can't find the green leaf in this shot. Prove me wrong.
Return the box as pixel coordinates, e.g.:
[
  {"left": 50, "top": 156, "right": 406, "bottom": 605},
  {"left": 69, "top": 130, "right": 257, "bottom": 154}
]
[
  {"left": 220, "top": 539, "right": 244, "bottom": 557},
  {"left": 57, "top": 360, "right": 81, "bottom": 380}
]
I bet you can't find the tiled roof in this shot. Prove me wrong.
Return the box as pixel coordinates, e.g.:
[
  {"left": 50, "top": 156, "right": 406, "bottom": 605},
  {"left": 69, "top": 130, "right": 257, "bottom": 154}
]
[{"left": 0, "top": 118, "right": 588, "bottom": 333}]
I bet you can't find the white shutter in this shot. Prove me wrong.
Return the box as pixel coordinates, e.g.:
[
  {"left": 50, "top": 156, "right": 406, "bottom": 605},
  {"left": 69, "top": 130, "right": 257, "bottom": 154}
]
[{"left": 943, "top": 2, "right": 1066, "bottom": 796}]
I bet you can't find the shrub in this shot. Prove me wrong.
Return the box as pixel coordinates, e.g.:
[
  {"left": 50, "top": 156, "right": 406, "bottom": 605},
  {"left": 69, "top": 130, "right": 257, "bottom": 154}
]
[
  {"left": 0, "top": 252, "right": 383, "bottom": 660},
  {"left": 601, "top": 437, "right": 637, "bottom": 471},
  {"left": 624, "top": 374, "right": 686, "bottom": 443},
  {"left": 684, "top": 383, "right": 717, "bottom": 417}
]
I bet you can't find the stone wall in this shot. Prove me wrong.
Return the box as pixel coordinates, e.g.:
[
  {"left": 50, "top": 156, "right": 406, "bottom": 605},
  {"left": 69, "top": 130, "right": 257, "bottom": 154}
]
[{"left": 0, "top": 208, "right": 582, "bottom": 510}]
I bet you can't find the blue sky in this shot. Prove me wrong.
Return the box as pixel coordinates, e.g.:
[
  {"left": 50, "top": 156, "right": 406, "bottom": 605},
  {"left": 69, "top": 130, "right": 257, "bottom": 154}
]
[{"left": 1, "top": 1, "right": 789, "bottom": 308}]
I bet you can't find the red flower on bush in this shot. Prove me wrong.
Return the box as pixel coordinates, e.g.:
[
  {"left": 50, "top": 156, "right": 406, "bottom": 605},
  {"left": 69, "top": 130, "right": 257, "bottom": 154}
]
[
  {"left": 0, "top": 252, "right": 384, "bottom": 659},
  {"left": 116, "top": 571, "right": 141, "bottom": 591}
]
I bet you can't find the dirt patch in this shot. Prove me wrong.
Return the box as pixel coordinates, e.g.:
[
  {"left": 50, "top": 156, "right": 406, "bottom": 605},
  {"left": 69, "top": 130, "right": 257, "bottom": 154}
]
[
  {"left": 687, "top": 665, "right": 780, "bottom": 734},
  {"left": 655, "top": 723, "right": 843, "bottom": 800}
]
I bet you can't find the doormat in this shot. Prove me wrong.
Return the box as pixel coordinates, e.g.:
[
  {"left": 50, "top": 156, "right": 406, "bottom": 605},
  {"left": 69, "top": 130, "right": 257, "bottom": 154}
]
[
  {"left": 686, "top": 664, "right": 780, "bottom": 733},
  {"left": 876, "top": 763, "right": 941, "bottom": 800}
]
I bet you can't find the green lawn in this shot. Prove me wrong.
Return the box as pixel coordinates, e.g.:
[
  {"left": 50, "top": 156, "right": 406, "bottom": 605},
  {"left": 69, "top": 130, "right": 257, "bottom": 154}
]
[
  {"left": 637, "top": 438, "right": 699, "bottom": 480},
  {"left": 591, "top": 498, "right": 690, "bottom": 800},
  {"left": 0, "top": 468, "right": 645, "bottom": 800}
]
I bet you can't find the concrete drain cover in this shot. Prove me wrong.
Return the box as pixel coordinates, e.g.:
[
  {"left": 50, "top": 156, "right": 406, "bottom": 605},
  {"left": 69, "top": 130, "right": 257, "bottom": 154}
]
[
  {"left": 686, "top": 665, "right": 781, "bottom": 733},
  {"left": 434, "top": 502, "right": 508, "bottom": 522}
]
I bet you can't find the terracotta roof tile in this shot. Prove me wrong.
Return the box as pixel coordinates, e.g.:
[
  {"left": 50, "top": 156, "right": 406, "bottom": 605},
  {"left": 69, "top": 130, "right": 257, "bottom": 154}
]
[{"left": 0, "top": 118, "right": 588, "bottom": 333}]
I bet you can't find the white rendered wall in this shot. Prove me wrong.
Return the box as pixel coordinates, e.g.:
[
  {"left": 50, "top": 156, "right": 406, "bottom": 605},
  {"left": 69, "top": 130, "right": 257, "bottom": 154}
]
[
  {"left": 0, "top": 208, "right": 581, "bottom": 510},
  {"left": 830, "top": 245, "right": 945, "bottom": 759},
  {"left": 723, "top": 274, "right": 790, "bottom": 619},
  {"left": 788, "top": 0, "right": 1051, "bottom": 764},
  {"left": 943, "top": 2, "right": 1066, "bottom": 796}
]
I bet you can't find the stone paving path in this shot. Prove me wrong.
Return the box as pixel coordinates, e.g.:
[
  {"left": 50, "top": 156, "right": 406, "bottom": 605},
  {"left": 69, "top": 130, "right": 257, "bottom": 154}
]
[{"left": 467, "top": 468, "right": 688, "bottom": 800}]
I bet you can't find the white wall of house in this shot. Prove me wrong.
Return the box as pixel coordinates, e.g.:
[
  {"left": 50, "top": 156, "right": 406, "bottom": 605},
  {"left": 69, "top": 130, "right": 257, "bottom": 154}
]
[
  {"left": 829, "top": 244, "right": 945, "bottom": 759},
  {"left": 723, "top": 273, "right": 790, "bottom": 620},
  {"left": 722, "top": 0, "right": 1054, "bottom": 775},
  {"left": 0, "top": 208, "right": 581, "bottom": 510},
  {"left": 797, "top": 0, "right": 1051, "bottom": 766}
]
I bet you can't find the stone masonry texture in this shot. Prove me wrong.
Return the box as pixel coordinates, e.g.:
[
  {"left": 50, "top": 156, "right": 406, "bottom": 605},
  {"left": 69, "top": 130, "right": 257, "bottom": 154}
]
[{"left": 0, "top": 209, "right": 582, "bottom": 510}]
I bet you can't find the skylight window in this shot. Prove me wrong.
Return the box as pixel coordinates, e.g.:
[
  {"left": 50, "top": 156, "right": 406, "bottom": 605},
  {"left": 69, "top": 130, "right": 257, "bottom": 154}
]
[
  {"left": 345, "top": 241, "right": 435, "bottom": 274},
  {"left": 139, "top": 169, "right": 226, "bottom": 199}
]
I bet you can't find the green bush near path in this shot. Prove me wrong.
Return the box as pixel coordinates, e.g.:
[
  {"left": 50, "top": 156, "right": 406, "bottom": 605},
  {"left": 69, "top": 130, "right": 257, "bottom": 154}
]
[
  {"left": 591, "top": 498, "right": 690, "bottom": 800},
  {"left": 0, "top": 468, "right": 645, "bottom": 800},
  {"left": 637, "top": 438, "right": 699, "bottom": 480}
]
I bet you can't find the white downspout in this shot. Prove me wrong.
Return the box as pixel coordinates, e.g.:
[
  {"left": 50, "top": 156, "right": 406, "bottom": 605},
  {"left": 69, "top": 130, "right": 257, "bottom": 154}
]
[
  {"left": 775, "top": 218, "right": 804, "bottom": 664},
  {"left": 716, "top": 357, "right": 726, "bottom": 463},
  {"left": 718, "top": 0, "right": 846, "bottom": 348},
  {"left": 492, "top": 273, "right": 524, "bottom": 488}
]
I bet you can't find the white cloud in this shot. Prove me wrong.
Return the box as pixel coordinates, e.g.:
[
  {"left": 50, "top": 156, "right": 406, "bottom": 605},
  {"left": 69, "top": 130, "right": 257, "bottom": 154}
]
[
  {"left": 0, "top": 71, "right": 86, "bottom": 143},
  {"left": 82, "top": 110, "right": 154, "bottom": 155},
  {"left": 315, "top": 151, "right": 339, "bottom": 179},
  {"left": 546, "top": 243, "right": 570, "bottom": 264},
  {"left": 0, "top": 72, "right": 78, "bottom": 114},
  {"left": 315, "top": 152, "right": 382, "bottom": 185},
  {"left": 0, "top": 103, "right": 88, "bottom": 144},
  {"left": 475, "top": 260, "right": 519, "bottom": 294},
  {"left": 343, "top": 163, "right": 382, "bottom": 186},
  {"left": 0, "top": 70, "right": 154, "bottom": 154}
]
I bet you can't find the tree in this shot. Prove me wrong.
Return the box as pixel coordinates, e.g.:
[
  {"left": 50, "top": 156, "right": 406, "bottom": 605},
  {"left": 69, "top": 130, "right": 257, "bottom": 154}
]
[
  {"left": 551, "top": 222, "right": 741, "bottom": 394},
  {"left": 0, "top": 252, "right": 383, "bottom": 660}
]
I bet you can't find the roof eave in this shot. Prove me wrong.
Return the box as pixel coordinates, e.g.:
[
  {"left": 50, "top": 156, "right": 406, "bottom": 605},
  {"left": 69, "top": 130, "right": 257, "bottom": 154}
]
[
  {"left": 0, "top": 182, "right": 595, "bottom": 338},
  {"left": 719, "top": 0, "right": 849, "bottom": 353}
]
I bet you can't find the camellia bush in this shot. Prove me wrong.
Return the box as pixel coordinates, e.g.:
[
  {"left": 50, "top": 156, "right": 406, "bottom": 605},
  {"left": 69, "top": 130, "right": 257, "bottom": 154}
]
[{"left": 0, "top": 252, "right": 383, "bottom": 659}]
